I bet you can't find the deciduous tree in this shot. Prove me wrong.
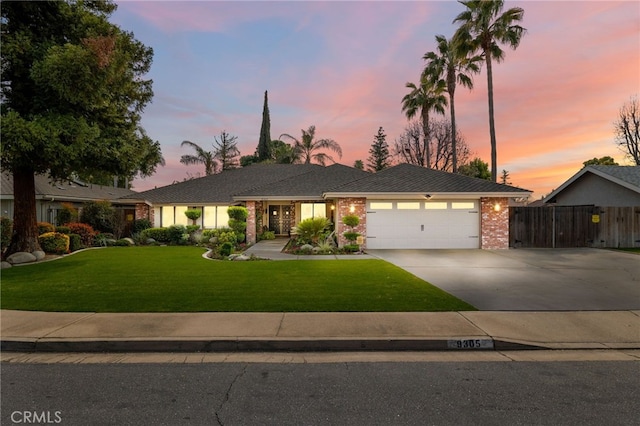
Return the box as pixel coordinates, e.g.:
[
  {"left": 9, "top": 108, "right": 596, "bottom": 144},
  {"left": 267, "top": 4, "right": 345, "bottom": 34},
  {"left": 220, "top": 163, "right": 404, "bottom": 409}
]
[{"left": 614, "top": 96, "right": 640, "bottom": 165}]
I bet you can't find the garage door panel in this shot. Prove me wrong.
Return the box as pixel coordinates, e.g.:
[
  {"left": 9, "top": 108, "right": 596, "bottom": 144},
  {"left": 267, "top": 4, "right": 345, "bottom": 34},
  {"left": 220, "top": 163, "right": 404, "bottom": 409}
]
[{"left": 366, "top": 200, "right": 479, "bottom": 249}]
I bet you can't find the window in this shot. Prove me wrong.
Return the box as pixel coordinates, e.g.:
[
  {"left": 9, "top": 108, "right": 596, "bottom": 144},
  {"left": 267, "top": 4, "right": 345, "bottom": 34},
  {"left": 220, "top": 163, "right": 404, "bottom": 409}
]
[
  {"left": 161, "top": 206, "right": 174, "bottom": 227},
  {"left": 216, "top": 206, "right": 229, "bottom": 228},
  {"left": 424, "top": 202, "right": 448, "bottom": 210},
  {"left": 452, "top": 202, "right": 475, "bottom": 209},
  {"left": 369, "top": 202, "right": 393, "bottom": 210},
  {"left": 397, "top": 202, "right": 420, "bottom": 210},
  {"left": 174, "top": 206, "right": 189, "bottom": 226},
  {"left": 300, "top": 203, "right": 326, "bottom": 221}
]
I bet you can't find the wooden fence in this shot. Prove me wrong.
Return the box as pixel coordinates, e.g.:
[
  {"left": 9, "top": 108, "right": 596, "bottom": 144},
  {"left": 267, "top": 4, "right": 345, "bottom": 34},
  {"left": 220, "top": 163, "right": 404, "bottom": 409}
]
[{"left": 509, "top": 206, "right": 640, "bottom": 248}]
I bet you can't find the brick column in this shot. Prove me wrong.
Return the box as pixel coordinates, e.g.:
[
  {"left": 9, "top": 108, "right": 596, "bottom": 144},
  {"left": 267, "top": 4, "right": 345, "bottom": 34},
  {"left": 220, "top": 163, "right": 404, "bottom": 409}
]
[
  {"left": 481, "top": 197, "right": 509, "bottom": 249},
  {"left": 245, "top": 201, "right": 257, "bottom": 245},
  {"left": 336, "top": 197, "right": 367, "bottom": 248}
]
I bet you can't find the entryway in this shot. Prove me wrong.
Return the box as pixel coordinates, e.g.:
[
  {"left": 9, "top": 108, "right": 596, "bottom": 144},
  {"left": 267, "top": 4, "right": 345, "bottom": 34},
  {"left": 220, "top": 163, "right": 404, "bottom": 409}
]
[{"left": 269, "top": 205, "right": 292, "bottom": 236}]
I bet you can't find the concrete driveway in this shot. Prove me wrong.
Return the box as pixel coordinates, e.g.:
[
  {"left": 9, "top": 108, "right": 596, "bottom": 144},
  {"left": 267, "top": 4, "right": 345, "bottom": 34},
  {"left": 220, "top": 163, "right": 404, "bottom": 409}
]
[{"left": 367, "top": 248, "right": 640, "bottom": 311}]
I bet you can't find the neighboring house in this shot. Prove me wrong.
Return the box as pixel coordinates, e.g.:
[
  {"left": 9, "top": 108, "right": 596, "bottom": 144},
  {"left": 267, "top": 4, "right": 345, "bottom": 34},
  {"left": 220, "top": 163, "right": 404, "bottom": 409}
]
[
  {"left": 544, "top": 165, "right": 640, "bottom": 207},
  {"left": 125, "top": 163, "right": 531, "bottom": 249},
  {"left": 1, "top": 172, "right": 138, "bottom": 225}
]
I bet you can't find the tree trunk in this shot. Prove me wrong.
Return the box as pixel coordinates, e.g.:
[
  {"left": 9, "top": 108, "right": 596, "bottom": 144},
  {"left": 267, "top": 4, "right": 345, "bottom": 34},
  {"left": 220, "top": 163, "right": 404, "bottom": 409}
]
[
  {"left": 449, "top": 89, "right": 457, "bottom": 173},
  {"left": 486, "top": 55, "right": 497, "bottom": 182},
  {"left": 422, "top": 109, "right": 431, "bottom": 169},
  {"left": 5, "top": 167, "right": 42, "bottom": 256}
]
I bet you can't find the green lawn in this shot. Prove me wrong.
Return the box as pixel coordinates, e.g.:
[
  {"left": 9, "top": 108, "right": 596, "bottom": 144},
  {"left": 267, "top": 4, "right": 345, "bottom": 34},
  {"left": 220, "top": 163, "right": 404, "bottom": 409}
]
[{"left": 0, "top": 246, "right": 476, "bottom": 312}]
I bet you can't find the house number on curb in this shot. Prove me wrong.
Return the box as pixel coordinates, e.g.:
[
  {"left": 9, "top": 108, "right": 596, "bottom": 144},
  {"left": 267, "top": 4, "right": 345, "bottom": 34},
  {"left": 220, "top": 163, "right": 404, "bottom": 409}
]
[{"left": 447, "top": 339, "right": 494, "bottom": 349}]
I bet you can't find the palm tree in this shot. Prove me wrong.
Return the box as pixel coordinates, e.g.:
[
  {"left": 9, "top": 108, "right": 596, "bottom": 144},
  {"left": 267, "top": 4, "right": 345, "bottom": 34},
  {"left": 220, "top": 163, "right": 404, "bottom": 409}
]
[
  {"left": 279, "top": 125, "right": 342, "bottom": 166},
  {"left": 453, "top": 0, "right": 526, "bottom": 181},
  {"left": 401, "top": 76, "right": 447, "bottom": 168},
  {"left": 180, "top": 140, "right": 218, "bottom": 175},
  {"left": 423, "top": 34, "right": 481, "bottom": 173}
]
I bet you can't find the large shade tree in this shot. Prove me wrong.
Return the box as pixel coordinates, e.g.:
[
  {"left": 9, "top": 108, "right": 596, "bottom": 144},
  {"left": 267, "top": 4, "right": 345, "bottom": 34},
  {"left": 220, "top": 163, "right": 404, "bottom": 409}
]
[
  {"left": 279, "top": 125, "right": 342, "bottom": 166},
  {"left": 401, "top": 76, "right": 447, "bottom": 169},
  {"left": 1, "top": 0, "right": 163, "bottom": 256},
  {"left": 423, "top": 34, "right": 481, "bottom": 173},
  {"left": 453, "top": 0, "right": 526, "bottom": 181}
]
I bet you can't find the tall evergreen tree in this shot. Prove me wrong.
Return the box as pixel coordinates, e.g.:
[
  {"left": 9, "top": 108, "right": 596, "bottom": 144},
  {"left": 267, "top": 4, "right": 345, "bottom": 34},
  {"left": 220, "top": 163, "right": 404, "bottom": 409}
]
[
  {"left": 1, "top": 0, "right": 162, "bottom": 256},
  {"left": 367, "top": 127, "right": 391, "bottom": 172},
  {"left": 257, "top": 90, "right": 271, "bottom": 161},
  {"left": 213, "top": 131, "right": 240, "bottom": 170}
]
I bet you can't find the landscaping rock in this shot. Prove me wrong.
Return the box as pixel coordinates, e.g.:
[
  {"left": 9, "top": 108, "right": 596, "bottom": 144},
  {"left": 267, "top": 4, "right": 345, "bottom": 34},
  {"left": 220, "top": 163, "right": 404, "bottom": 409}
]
[
  {"left": 123, "top": 237, "right": 135, "bottom": 245},
  {"left": 7, "top": 252, "right": 37, "bottom": 264},
  {"left": 1, "top": 261, "right": 12, "bottom": 269},
  {"left": 33, "top": 250, "right": 46, "bottom": 261},
  {"left": 312, "top": 247, "right": 321, "bottom": 254},
  {"left": 300, "top": 244, "right": 314, "bottom": 252},
  {"left": 146, "top": 238, "right": 156, "bottom": 244},
  {"left": 228, "top": 253, "right": 250, "bottom": 261}
]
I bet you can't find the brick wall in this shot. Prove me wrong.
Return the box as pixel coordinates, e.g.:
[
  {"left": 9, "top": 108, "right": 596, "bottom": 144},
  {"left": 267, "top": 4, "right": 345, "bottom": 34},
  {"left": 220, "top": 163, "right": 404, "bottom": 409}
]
[
  {"left": 135, "top": 203, "right": 152, "bottom": 224},
  {"left": 480, "top": 197, "right": 509, "bottom": 249},
  {"left": 335, "top": 197, "right": 367, "bottom": 248}
]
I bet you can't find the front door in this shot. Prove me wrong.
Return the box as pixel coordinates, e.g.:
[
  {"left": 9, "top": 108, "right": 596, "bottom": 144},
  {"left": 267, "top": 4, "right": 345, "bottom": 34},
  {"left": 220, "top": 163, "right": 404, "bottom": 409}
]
[{"left": 269, "top": 205, "right": 292, "bottom": 235}]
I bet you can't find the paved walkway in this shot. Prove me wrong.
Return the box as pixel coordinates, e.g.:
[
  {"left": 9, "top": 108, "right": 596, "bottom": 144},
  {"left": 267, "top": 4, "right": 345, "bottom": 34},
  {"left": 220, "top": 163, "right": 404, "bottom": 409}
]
[{"left": 2, "top": 309, "right": 639, "bottom": 353}]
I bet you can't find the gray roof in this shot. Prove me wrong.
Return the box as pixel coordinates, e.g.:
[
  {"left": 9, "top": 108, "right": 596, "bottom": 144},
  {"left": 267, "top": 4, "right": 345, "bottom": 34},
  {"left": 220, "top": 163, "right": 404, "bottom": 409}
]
[
  {"left": 122, "top": 163, "right": 532, "bottom": 205},
  {"left": 1, "top": 172, "right": 136, "bottom": 201},
  {"left": 545, "top": 165, "right": 640, "bottom": 202},
  {"left": 233, "top": 164, "right": 370, "bottom": 199},
  {"left": 325, "top": 163, "right": 531, "bottom": 195},
  {"left": 587, "top": 165, "right": 640, "bottom": 188},
  {"left": 126, "top": 164, "right": 324, "bottom": 204}
]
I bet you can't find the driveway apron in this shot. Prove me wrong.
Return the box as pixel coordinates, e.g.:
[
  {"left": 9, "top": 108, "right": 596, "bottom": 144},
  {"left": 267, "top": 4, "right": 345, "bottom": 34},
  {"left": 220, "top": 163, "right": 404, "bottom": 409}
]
[{"left": 367, "top": 248, "right": 640, "bottom": 311}]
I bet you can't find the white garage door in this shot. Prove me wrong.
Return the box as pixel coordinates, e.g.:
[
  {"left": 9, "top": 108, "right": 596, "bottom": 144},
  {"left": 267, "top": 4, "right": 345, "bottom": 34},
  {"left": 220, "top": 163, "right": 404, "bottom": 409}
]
[{"left": 366, "top": 200, "right": 480, "bottom": 249}]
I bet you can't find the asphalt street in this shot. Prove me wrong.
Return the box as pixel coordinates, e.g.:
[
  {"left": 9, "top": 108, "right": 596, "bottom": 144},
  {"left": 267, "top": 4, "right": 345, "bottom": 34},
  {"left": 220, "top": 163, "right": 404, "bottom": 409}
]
[{"left": 2, "top": 361, "right": 639, "bottom": 425}]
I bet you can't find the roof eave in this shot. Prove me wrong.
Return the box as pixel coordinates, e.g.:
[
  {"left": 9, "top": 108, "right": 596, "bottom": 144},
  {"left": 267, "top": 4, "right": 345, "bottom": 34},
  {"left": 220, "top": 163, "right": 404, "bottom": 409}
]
[{"left": 323, "top": 191, "right": 531, "bottom": 199}]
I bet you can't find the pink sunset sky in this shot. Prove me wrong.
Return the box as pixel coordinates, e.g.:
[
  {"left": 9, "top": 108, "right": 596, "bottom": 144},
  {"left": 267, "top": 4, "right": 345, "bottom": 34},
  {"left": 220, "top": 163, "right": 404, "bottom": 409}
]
[{"left": 112, "top": 1, "right": 640, "bottom": 199}]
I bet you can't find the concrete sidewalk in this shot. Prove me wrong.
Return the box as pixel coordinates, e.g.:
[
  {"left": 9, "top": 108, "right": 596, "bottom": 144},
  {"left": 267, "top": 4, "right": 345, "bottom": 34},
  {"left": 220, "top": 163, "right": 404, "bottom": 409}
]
[{"left": 2, "top": 309, "right": 639, "bottom": 353}]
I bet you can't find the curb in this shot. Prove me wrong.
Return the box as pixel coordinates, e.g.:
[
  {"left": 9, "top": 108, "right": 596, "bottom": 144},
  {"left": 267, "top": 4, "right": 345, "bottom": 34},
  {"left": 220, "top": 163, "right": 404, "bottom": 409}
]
[{"left": 1, "top": 338, "right": 544, "bottom": 353}]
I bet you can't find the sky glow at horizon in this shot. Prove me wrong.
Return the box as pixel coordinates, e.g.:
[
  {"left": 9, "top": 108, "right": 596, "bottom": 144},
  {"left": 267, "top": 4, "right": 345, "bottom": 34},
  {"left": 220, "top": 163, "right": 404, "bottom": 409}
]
[{"left": 112, "top": 1, "right": 640, "bottom": 199}]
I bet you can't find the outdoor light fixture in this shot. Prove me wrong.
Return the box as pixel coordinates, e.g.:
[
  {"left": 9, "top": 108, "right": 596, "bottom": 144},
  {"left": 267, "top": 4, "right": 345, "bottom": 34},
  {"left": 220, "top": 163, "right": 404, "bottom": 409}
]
[
  {"left": 425, "top": 194, "right": 432, "bottom": 200},
  {"left": 349, "top": 204, "right": 355, "bottom": 213},
  {"left": 330, "top": 205, "right": 335, "bottom": 210},
  {"left": 494, "top": 203, "right": 501, "bottom": 212}
]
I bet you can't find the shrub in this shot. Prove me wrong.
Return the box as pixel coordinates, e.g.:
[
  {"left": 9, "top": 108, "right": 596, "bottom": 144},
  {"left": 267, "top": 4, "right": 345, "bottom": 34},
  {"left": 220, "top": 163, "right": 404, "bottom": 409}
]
[
  {"left": 219, "top": 242, "right": 234, "bottom": 257},
  {"left": 1, "top": 217, "right": 12, "bottom": 253},
  {"left": 167, "top": 225, "right": 187, "bottom": 244},
  {"left": 56, "top": 226, "right": 71, "bottom": 234},
  {"left": 186, "top": 225, "right": 200, "bottom": 234},
  {"left": 38, "top": 232, "right": 70, "bottom": 254},
  {"left": 342, "top": 244, "right": 360, "bottom": 253},
  {"left": 57, "top": 202, "right": 78, "bottom": 226},
  {"left": 114, "top": 239, "right": 132, "bottom": 247},
  {"left": 342, "top": 214, "right": 360, "bottom": 228},
  {"left": 80, "top": 200, "right": 114, "bottom": 233},
  {"left": 343, "top": 232, "right": 360, "bottom": 242},
  {"left": 37, "top": 222, "right": 55, "bottom": 235},
  {"left": 227, "top": 206, "right": 248, "bottom": 221},
  {"left": 259, "top": 230, "right": 275, "bottom": 241},
  {"left": 68, "top": 234, "right": 82, "bottom": 252},
  {"left": 140, "top": 227, "right": 170, "bottom": 243},
  {"left": 185, "top": 209, "right": 202, "bottom": 224},
  {"left": 66, "top": 222, "right": 96, "bottom": 247},
  {"left": 293, "top": 217, "right": 331, "bottom": 245},
  {"left": 132, "top": 218, "right": 152, "bottom": 234},
  {"left": 216, "top": 231, "right": 237, "bottom": 245}
]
